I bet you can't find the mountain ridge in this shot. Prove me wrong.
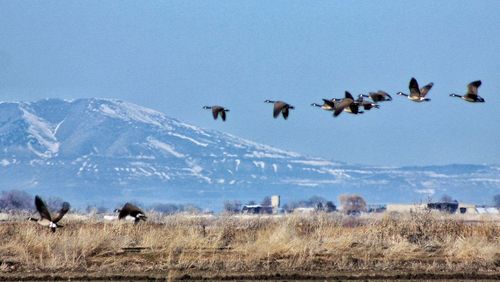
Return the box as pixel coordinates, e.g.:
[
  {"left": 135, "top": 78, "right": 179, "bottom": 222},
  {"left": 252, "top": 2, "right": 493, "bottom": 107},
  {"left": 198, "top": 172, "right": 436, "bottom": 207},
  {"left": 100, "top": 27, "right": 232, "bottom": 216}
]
[{"left": 0, "top": 98, "right": 498, "bottom": 209}]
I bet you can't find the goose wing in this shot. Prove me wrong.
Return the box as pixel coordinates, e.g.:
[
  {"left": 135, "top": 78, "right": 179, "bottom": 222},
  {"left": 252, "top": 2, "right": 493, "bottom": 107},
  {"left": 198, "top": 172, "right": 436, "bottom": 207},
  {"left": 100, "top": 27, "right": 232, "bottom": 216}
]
[
  {"left": 119, "top": 203, "right": 144, "bottom": 219},
  {"left": 420, "top": 82, "right": 434, "bottom": 97},
  {"left": 273, "top": 102, "right": 286, "bottom": 118},
  {"left": 349, "top": 102, "right": 360, "bottom": 114},
  {"left": 409, "top": 78, "right": 421, "bottom": 98},
  {"left": 466, "top": 80, "right": 481, "bottom": 97},
  {"left": 322, "top": 99, "right": 336, "bottom": 109},
  {"left": 220, "top": 110, "right": 226, "bottom": 121},
  {"left": 52, "top": 202, "right": 70, "bottom": 223},
  {"left": 369, "top": 92, "right": 382, "bottom": 102},
  {"left": 282, "top": 107, "right": 290, "bottom": 119},
  {"left": 35, "top": 196, "right": 52, "bottom": 221},
  {"left": 211, "top": 106, "right": 223, "bottom": 120},
  {"left": 371, "top": 90, "right": 391, "bottom": 101},
  {"left": 333, "top": 99, "right": 352, "bottom": 117}
]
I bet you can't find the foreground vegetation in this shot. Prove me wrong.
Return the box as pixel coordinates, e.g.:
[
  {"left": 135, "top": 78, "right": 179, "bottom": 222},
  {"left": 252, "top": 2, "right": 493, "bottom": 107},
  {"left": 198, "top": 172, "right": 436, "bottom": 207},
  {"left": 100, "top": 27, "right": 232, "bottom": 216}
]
[{"left": 0, "top": 212, "right": 499, "bottom": 280}]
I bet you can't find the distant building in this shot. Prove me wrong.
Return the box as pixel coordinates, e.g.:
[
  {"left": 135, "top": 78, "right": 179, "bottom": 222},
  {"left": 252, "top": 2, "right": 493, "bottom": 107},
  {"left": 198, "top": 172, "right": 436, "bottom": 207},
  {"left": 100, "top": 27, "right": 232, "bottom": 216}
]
[
  {"left": 427, "top": 201, "right": 459, "bottom": 213},
  {"left": 241, "top": 195, "right": 281, "bottom": 215},
  {"left": 271, "top": 195, "right": 280, "bottom": 209},
  {"left": 367, "top": 204, "right": 386, "bottom": 213},
  {"left": 457, "top": 203, "right": 477, "bottom": 214},
  {"left": 476, "top": 206, "right": 499, "bottom": 215},
  {"left": 293, "top": 207, "right": 316, "bottom": 214},
  {"left": 241, "top": 205, "right": 273, "bottom": 214},
  {"left": 386, "top": 204, "right": 427, "bottom": 213}
]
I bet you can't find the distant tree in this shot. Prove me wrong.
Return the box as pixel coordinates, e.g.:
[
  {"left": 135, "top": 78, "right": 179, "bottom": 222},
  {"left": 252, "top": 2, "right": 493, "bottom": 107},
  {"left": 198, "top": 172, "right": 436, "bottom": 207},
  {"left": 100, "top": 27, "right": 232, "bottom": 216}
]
[
  {"left": 261, "top": 196, "right": 272, "bottom": 206},
  {"left": 0, "top": 190, "right": 33, "bottom": 211},
  {"left": 247, "top": 200, "right": 257, "bottom": 205},
  {"left": 307, "top": 196, "right": 327, "bottom": 207},
  {"left": 494, "top": 194, "right": 500, "bottom": 208},
  {"left": 315, "top": 202, "right": 324, "bottom": 211},
  {"left": 339, "top": 194, "right": 366, "bottom": 215},
  {"left": 440, "top": 194, "right": 455, "bottom": 203},
  {"left": 324, "top": 201, "right": 336, "bottom": 212},
  {"left": 223, "top": 200, "right": 241, "bottom": 213}
]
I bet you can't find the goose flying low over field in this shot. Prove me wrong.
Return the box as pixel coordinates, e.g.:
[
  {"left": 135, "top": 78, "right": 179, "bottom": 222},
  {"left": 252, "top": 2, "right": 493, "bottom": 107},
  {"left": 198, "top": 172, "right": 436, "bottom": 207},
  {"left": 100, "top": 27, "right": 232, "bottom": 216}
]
[
  {"left": 265, "top": 100, "right": 295, "bottom": 119},
  {"left": 115, "top": 203, "right": 147, "bottom": 224},
  {"left": 361, "top": 90, "right": 392, "bottom": 103},
  {"left": 28, "top": 195, "right": 70, "bottom": 232},
  {"left": 203, "top": 105, "right": 230, "bottom": 121},
  {"left": 397, "top": 77, "right": 433, "bottom": 102},
  {"left": 449, "top": 80, "right": 484, "bottom": 103}
]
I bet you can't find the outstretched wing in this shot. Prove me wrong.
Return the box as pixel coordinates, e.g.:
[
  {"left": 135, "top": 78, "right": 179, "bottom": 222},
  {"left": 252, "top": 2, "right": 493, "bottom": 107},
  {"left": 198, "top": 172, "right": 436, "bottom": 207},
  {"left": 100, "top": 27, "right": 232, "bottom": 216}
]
[
  {"left": 333, "top": 99, "right": 352, "bottom": 117},
  {"left": 420, "top": 82, "right": 434, "bottom": 97},
  {"left": 282, "top": 107, "right": 289, "bottom": 119},
  {"left": 52, "top": 202, "right": 70, "bottom": 223},
  {"left": 273, "top": 102, "right": 285, "bottom": 118},
  {"left": 220, "top": 110, "right": 226, "bottom": 121},
  {"left": 119, "top": 203, "right": 144, "bottom": 219},
  {"left": 467, "top": 80, "right": 481, "bottom": 96},
  {"left": 35, "top": 196, "right": 52, "bottom": 221},
  {"left": 409, "top": 78, "right": 421, "bottom": 98},
  {"left": 211, "top": 108, "right": 219, "bottom": 120}
]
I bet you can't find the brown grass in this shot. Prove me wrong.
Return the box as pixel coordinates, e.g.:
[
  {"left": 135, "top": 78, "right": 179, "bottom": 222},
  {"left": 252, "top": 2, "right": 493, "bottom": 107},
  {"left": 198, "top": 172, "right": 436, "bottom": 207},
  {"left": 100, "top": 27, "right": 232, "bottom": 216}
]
[{"left": 0, "top": 212, "right": 499, "bottom": 279}]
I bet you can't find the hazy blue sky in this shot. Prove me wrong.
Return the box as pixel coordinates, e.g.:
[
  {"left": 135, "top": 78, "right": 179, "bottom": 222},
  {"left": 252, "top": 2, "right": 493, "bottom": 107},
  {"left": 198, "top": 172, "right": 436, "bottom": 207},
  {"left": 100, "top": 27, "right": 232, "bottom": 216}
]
[{"left": 1, "top": 1, "right": 499, "bottom": 166}]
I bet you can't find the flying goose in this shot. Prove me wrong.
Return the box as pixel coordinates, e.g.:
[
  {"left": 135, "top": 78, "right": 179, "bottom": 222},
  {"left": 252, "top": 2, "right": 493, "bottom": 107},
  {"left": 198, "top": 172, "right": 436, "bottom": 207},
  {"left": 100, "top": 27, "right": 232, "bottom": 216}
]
[
  {"left": 28, "top": 195, "right": 70, "bottom": 232},
  {"left": 264, "top": 100, "right": 294, "bottom": 119},
  {"left": 449, "top": 80, "right": 484, "bottom": 102},
  {"left": 360, "top": 91, "right": 393, "bottom": 103},
  {"left": 356, "top": 95, "right": 380, "bottom": 111},
  {"left": 311, "top": 99, "right": 337, "bottom": 111},
  {"left": 203, "top": 105, "right": 230, "bottom": 121},
  {"left": 397, "top": 77, "right": 433, "bottom": 102},
  {"left": 333, "top": 91, "right": 363, "bottom": 117},
  {"left": 115, "top": 203, "right": 147, "bottom": 224}
]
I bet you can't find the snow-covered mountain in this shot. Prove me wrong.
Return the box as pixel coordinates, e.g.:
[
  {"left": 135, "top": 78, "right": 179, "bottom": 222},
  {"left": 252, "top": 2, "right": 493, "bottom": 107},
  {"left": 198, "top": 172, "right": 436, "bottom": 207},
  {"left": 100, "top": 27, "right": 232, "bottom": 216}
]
[{"left": 0, "top": 98, "right": 499, "bottom": 209}]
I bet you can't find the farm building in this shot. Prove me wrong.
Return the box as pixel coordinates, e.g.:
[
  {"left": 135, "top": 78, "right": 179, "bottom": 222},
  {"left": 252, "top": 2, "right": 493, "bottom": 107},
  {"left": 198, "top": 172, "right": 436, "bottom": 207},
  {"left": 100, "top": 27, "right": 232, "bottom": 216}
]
[
  {"left": 241, "top": 195, "right": 281, "bottom": 214},
  {"left": 457, "top": 203, "right": 477, "bottom": 214},
  {"left": 386, "top": 204, "right": 427, "bottom": 213},
  {"left": 427, "top": 201, "right": 459, "bottom": 213}
]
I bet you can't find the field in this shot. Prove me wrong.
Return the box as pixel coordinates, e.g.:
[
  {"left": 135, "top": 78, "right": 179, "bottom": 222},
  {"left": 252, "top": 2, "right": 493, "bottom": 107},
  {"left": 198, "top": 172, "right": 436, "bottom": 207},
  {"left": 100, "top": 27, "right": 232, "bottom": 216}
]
[{"left": 0, "top": 212, "right": 499, "bottom": 281}]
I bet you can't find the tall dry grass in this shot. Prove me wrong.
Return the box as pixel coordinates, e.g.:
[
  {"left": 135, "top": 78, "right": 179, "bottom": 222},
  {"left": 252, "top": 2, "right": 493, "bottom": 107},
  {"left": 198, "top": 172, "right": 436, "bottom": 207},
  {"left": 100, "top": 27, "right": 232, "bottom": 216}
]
[{"left": 0, "top": 212, "right": 498, "bottom": 276}]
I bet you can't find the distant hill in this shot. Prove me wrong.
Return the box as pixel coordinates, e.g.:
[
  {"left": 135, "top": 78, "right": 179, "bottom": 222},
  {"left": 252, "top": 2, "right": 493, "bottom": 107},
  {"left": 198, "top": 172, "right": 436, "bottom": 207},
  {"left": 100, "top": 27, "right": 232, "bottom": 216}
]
[{"left": 1, "top": 98, "right": 498, "bottom": 209}]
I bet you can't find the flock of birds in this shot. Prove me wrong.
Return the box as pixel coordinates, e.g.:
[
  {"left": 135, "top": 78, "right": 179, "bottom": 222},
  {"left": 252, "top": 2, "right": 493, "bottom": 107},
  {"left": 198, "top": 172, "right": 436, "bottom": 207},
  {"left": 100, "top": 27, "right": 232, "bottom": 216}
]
[
  {"left": 28, "top": 195, "right": 147, "bottom": 232},
  {"left": 26, "top": 78, "right": 486, "bottom": 232},
  {"left": 203, "top": 78, "right": 486, "bottom": 120}
]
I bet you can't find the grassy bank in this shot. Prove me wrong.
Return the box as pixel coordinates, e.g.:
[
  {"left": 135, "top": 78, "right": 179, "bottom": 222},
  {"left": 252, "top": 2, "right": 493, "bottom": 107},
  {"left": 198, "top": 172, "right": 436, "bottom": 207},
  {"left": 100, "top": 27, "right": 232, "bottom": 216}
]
[{"left": 0, "top": 212, "right": 499, "bottom": 280}]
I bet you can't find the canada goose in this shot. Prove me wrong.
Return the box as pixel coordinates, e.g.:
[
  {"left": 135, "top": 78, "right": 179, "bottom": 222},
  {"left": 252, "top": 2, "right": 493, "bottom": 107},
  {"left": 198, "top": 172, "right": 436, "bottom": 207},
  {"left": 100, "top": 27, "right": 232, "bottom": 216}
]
[
  {"left": 449, "top": 80, "right": 484, "bottom": 103},
  {"left": 27, "top": 195, "right": 70, "bottom": 232},
  {"left": 114, "top": 203, "right": 147, "bottom": 224},
  {"left": 361, "top": 91, "right": 393, "bottom": 103},
  {"left": 356, "top": 95, "right": 380, "bottom": 111},
  {"left": 264, "top": 100, "right": 294, "bottom": 119},
  {"left": 333, "top": 91, "right": 363, "bottom": 117},
  {"left": 311, "top": 99, "right": 337, "bottom": 111},
  {"left": 203, "top": 105, "right": 230, "bottom": 121},
  {"left": 397, "top": 77, "right": 433, "bottom": 102}
]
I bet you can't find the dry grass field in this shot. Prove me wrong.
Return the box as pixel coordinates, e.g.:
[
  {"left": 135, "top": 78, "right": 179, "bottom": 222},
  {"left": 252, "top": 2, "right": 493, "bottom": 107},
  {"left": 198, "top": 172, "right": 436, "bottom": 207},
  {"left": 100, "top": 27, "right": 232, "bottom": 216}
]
[{"left": 0, "top": 211, "right": 499, "bottom": 280}]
